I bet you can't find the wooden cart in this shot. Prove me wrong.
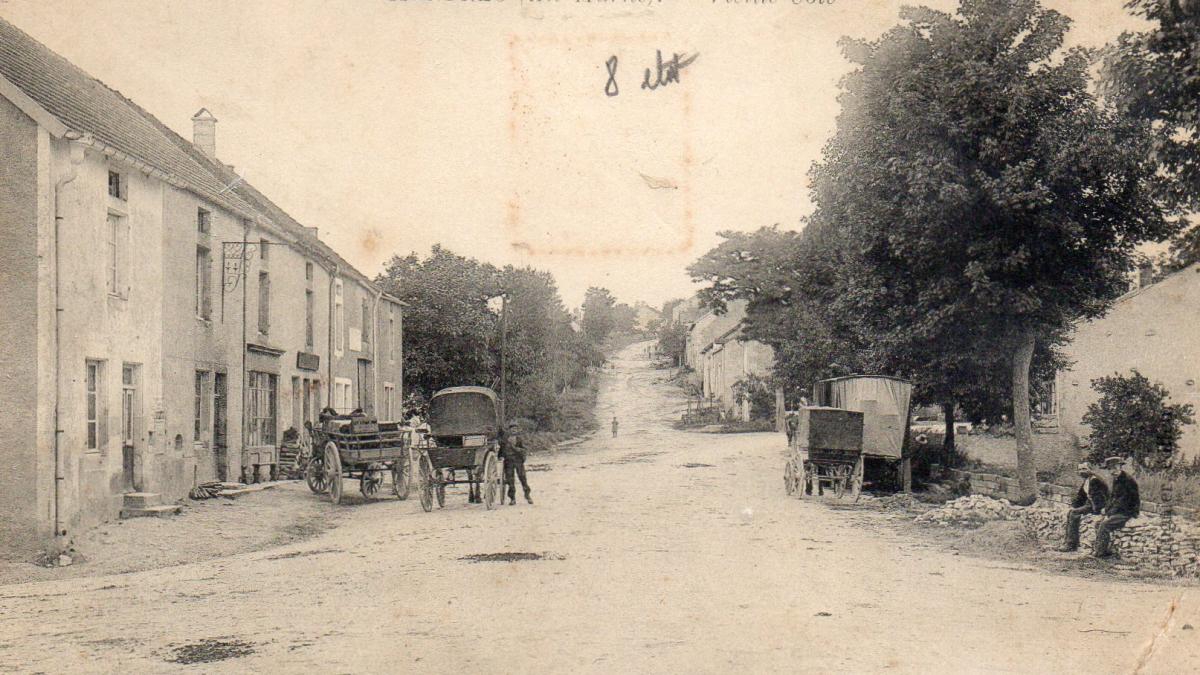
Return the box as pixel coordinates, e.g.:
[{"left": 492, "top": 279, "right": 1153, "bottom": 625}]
[
  {"left": 304, "top": 413, "right": 411, "bottom": 505},
  {"left": 415, "top": 387, "right": 504, "bottom": 512}
]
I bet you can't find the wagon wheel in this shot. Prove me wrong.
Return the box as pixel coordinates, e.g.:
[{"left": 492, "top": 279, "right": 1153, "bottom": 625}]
[
  {"left": 296, "top": 428, "right": 313, "bottom": 478},
  {"left": 360, "top": 464, "right": 384, "bottom": 499},
  {"left": 482, "top": 452, "right": 501, "bottom": 510},
  {"left": 832, "top": 464, "right": 848, "bottom": 500},
  {"left": 417, "top": 453, "right": 435, "bottom": 513},
  {"left": 304, "top": 454, "right": 327, "bottom": 494},
  {"left": 392, "top": 454, "right": 411, "bottom": 501},
  {"left": 849, "top": 456, "right": 864, "bottom": 503},
  {"left": 435, "top": 469, "right": 447, "bottom": 508},
  {"left": 324, "top": 441, "right": 344, "bottom": 505},
  {"left": 784, "top": 459, "right": 797, "bottom": 496}
]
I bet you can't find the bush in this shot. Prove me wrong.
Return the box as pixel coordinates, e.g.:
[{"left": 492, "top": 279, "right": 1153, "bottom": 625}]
[{"left": 1081, "top": 370, "right": 1195, "bottom": 469}]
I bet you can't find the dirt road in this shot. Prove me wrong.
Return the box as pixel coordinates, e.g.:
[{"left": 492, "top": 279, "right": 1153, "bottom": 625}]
[{"left": 2, "top": 341, "right": 1198, "bottom": 673}]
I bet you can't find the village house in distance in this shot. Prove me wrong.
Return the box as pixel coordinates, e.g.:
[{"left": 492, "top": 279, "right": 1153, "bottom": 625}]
[
  {"left": 684, "top": 299, "right": 775, "bottom": 422},
  {"left": 0, "top": 18, "right": 403, "bottom": 558}
]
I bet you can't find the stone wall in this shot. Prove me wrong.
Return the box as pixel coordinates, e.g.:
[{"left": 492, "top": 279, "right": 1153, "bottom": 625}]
[{"left": 946, "top": 469, "right": 1200, "bottom": 577}]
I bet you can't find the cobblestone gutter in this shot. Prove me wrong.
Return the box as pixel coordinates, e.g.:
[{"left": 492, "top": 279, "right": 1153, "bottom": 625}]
[{"left": 941, "top": 470, "right": 1200, "bottom": 578}]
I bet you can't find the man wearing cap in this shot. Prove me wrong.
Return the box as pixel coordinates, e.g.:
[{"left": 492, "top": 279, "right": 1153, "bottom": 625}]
[
  {"left": 1093, "top": 456, "right": 1140, "bottom": 558},
  {"left": 1057, "top": 462, "right": 1109, "bottom": 552},
  {"left": 500, "top": 421, "right": 532, "bottom": 505}
]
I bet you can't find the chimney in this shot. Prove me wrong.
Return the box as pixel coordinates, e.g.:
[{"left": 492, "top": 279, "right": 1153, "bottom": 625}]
[{"left": 191, "top": 108, "right": 217, "bottom": 157}]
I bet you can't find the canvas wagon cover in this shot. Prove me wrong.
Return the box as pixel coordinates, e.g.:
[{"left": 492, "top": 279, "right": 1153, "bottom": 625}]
[
  {"left": 429, "top": 387, "right": 499, "bottom": 437},
  {"left": 814, "top": 376, "right": 912, "bottom": 459}
]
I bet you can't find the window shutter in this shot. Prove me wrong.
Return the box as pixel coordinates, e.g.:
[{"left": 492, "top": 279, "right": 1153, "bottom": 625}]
[{"left": 123, "top": 218, "right": 132, "bottom": 298}]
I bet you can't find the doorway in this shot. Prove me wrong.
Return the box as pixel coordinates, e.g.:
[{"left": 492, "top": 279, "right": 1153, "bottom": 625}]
[
  {"left": 121, "top": 364, "right": 139, "bottom": 491},
  {"left": 214, "top": 372, "right": 228, "bottom": 481},
  {"left": 357, "top": 359, "right": 373, "bottom": 415}
]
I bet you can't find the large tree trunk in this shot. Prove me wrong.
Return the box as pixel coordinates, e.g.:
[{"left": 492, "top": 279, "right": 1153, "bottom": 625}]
[
  {"left": 942, "top": 401, "right": 956, "bottom": 464},
  {"left": 1011, "top": 331, "right": 1038, "bottom": 505}
]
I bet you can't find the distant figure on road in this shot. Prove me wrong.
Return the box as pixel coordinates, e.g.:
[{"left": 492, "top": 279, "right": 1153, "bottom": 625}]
[
  {"left": 500, "top": 421, "right": 532, "bottom": 505},
  {"left": 611, "top": 416, "right": 619, "bottom": 438},
  {"left": 1056, "top": 462, "right": 1108, "bottom": 552},
  {"left": 1093, "top": 457, "right": 1140, "bottom": 558}
]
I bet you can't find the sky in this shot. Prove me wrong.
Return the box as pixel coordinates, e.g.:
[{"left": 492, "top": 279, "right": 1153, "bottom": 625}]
[{"left": 0, "top": 0, "right": 1143, "bottom": 309}]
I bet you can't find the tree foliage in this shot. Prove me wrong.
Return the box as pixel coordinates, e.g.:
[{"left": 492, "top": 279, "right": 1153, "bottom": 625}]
[
  {"left": 581, "top": 287, "right": 617, "bottom": 344},
  {"left": 1102, "top": 0, "right": 1200, "bottom": 271},
  {"left": 1082, "top": 370, "right": 1195, "bottom": 469}
]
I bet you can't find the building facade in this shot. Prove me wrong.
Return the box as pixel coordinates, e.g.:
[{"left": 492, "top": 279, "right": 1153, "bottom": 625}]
[
  {"left": 0, "top": 18, "right": 403, "bottom": 558},
  {"left": 684, "top": 300, "right": 775, "bottom": 420},
  {"left": 1056, "top": 265, "right": 1200, "bottom": 461}
]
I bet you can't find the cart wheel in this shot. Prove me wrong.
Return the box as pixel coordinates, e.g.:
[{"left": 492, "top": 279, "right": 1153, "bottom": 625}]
[
  {"left": 417, "top": 453, "right": 434, "bottom": 513},
  {"left": 482, "top": 452, "right": 501, "bottom": 510},
  {"left": 392, "top": 456, "right": 411, "bottom": 501},
  {"left": 784, "top": 459, "right": 797, "bottom": 496},
  {"left": 304, "top": 456, "right": 327, "bottom": 494},
  {"left": 832, "top": 464, "right": 848, "bottom": 499},
  {"left": 360, "top": 465, "right": 383, "bottom": 499},
  {"left": 850, "top": 456, "right": 864, "bottom": 503},
  {"left": 324, "top": 441, "right": 343, "bottom": 505},
  {"left": 435, "top": 470, "right": 446, "bottom": 508}
]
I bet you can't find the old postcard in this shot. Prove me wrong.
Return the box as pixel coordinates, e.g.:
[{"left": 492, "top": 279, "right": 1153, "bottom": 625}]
[{"left": 1, "top": 0, "right": 1198, "bottom": 672}]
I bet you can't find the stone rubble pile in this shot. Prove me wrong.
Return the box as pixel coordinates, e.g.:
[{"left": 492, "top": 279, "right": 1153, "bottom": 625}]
[{"left": 914, "top": 495, "right": 1022, "bottom": 526}]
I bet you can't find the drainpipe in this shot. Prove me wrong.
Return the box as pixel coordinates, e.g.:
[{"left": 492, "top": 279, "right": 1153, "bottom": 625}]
[
  {"left": 327, "top": 263, "right": 339, "bottom": 408},
  {"left": 52, "top": 136, "right": 86, "bottom": 548}
]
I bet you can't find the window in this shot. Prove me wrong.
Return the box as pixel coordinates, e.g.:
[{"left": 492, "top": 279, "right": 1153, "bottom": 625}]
[
  {"left": 383, "top": 383, "right": 396, "bottom": 420},
  {"left": 334, "top": 279, "right": 344, "bottom": 355},
  {"left": 196, "top": 246, "right": 212, "bottom": 319},
  {"left": 106, "top": 214, "right": 120, "bottom": 295},
  {"left": 247, "top": 371, "right": 278, "bottom": 446},
  {"left": 259, "top": 238, "right": 269, "bottom": 261},
  {"left": 258, "top": 271, "right": 270, "bottom": 335},
  {"left": 333, "top": 377, "right": 352, "bottom": 413},
  {"left": 305, "top": 290, "right": 314, "bottom": 349},
  {"left": 86, "top": 360, "right": 105, "bottom": 451},
  {"left": 362, "top": 298, "right": 371, "bottom": 346},
  {"left": 305, "top": 262, "right": 313, "bottom": 283},
  {"left": 121, "top": 365, "right": 137, "bottom": 445},
  {"left": 107, "top": 170, "right": 123, "bottom": 199},
  {"left": 194, "top": 371, "right": 210, "bottom": 441},
  {"left": 197, "top": 208, "right": 210, "bottom": 234},
  {"left": 389, "top": 306, "right": 398, "bottom": 362}
]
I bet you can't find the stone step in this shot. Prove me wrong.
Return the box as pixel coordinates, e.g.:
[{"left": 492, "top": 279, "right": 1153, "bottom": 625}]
[
  {"left": 120, "top": 504, "right": 182, "bottom": 519},
  {"left": 122, "top": 492, "right": 162, "bottom": 509}
]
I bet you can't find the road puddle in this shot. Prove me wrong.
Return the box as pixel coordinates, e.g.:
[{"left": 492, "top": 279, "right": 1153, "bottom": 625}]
[
  {"left": 458, "top": 552, "right": 564, "bottom": 563},
  {"left": 166, "top": 638, "right": 255, "bottom": 664}
]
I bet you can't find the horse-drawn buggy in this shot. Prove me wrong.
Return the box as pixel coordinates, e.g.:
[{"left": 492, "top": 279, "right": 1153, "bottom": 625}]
[
  {"left": 303, "top": 411, "right": 411, "bottom": 505},
  {"left": 784, "top": 375, "right": 913, "bottom": 501},
  {"left": 413, "top": 386, "right": 505, "bottom": 512}
]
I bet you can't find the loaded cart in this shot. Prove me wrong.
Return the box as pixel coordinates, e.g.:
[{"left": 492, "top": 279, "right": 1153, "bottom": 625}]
[
  {"left": 414, "top": 387, "right": 505, "bottom": 512},
  {"left": 785, "top": 375, "right": 914, "bottom": 501},
  {"left": 304, "top": 412, "right": 411, "bottom": 505}
]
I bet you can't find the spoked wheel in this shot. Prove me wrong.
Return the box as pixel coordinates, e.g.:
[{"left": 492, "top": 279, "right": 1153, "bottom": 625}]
[
  {"left": 392, "top": 455, "right": 411, "bottom": 501},
  {"left": 784, "top": 459, "right": 798, "bottom": 496},
  {"left": 324, "top": 441, "right": 343, "bottom": 505},
  {"left": 482, "top": 452, "right": 502, "bottom": 510},
  {"left": 417, "top": 453, "right": 435, "bottom": 513},
  {"left": 305, "top": 456, "right": 327, "bottom": 494},
  {"left": 360, "top": 464, "right": 384, "bottom": 499},
  {"left": 849, "top": 456, "right": 864, "bottom": 503},
  {"left": 832, "top": 464, "right": 849, "bottom": 500},
  {"left": 435, "top": 470, "right": 446, "bottom": 509}
]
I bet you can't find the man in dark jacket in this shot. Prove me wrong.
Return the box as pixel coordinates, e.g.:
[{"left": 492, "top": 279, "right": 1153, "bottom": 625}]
[
  {"left": 500, "top": 421, "right": 532, "bottom": 505},
  {"left": 1093, "top": 456, "right": 1140, "bottom": 558},
  {"left": 1057, "top": 462, "right": 1108, "bottom": 552}
]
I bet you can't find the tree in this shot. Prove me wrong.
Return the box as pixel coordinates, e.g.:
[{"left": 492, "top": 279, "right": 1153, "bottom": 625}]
[
  {"left": 656, "top": 319, "right": 688, "bottom": 366},
  {"left": 814, "top": 0, "right": 1171, "bottom": 502},
  {"left": 1082, "top": 370, "right": 1195, "bottom": 469},
  {"left": 581, "top": 287, "right": 617, "bottom": 344},
  {"left": 1102, "top": 0, "right": 1200, "bottom": 272}
]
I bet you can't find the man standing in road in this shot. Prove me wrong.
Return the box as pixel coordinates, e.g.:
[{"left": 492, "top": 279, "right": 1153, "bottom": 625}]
[
  {"left": 500, "top": 421, "right": 532, "bottom": 505},
  {"left": 612, "top": 416, "right": 619, "bottom": 438},
  {"left": 1093, "top": 456, "right": 1140, "bottom": 558},
  {"left": 1056, "top": 462, "right": 1108, "bottom": 552}
]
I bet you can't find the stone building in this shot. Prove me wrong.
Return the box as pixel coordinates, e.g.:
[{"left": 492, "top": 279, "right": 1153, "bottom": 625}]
[
  {"left": 1056, "top": 264, "right": 1200, "bottom": 461},
  {"left": 0, "top": 18, "right": 403, "bottom": 558},
  {"left": 684, "top": 300, "right": 775, "bottom": 420}
]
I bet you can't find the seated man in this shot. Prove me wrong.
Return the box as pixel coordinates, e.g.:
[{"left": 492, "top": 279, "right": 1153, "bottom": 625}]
[
  {"left": 1093, "top": 456, "right": 1140, "bottom": 558},
  {"left": 1056, "top": 462, "right": 1108, "bottom": 552}
]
